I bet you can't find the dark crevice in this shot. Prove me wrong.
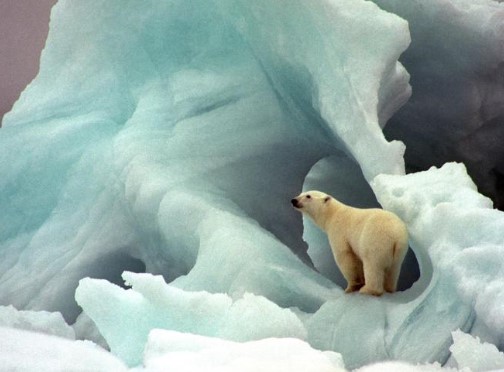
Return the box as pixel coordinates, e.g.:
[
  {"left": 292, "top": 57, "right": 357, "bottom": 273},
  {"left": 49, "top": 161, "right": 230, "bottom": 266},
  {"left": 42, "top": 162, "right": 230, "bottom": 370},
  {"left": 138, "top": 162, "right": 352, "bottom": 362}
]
[{"left": 65, "top": 253, "right": 146, "bottom": 324}]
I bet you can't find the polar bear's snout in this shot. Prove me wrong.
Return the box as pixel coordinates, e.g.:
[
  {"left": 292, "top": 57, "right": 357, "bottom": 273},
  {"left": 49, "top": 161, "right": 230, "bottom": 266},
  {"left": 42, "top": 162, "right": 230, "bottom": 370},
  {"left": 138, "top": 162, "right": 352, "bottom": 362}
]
[{"left": 291, "top": 198, "right": 301, "bottom": 208}]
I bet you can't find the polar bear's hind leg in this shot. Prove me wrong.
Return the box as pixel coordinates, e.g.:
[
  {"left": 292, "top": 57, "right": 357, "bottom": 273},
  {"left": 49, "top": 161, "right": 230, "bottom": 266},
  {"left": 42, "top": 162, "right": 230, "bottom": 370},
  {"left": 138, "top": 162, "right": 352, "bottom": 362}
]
[
  {"left": 359, "top": 259, "right": 385, "bottom": 296},
  {"left": 384, "top": 264, "right": 400, "bottom": 293},
  {"left": 385, "top": 240, "right": 408, "bottom": 293}
]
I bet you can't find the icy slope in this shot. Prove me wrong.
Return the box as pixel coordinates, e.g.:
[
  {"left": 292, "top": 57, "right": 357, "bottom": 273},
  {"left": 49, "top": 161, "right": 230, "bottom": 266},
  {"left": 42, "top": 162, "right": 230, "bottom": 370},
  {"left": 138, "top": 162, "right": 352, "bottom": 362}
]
[{"left": 1, "top": 0, "right": 504, "bottom": 371}]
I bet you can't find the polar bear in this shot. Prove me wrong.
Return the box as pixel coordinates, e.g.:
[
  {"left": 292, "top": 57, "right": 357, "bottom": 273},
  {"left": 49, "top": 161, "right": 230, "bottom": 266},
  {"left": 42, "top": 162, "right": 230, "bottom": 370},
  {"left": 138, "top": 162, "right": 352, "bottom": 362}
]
[{"left": 291, "top": 190, "right": 408, "bottom": 296}]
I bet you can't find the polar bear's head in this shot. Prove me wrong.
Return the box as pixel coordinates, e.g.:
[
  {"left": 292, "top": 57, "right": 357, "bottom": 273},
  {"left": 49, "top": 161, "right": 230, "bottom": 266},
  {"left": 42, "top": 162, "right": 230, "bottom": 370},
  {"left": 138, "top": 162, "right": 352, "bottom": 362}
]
[{"left": 291, "top": 190, "right": 332, "bottom": 223}]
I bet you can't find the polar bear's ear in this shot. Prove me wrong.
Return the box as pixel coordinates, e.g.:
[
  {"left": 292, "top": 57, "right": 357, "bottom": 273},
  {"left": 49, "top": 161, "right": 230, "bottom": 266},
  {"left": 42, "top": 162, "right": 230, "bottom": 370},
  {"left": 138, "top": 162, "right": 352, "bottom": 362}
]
[{"left": 324, "top": 196, "right": 331, "bottom": 203}]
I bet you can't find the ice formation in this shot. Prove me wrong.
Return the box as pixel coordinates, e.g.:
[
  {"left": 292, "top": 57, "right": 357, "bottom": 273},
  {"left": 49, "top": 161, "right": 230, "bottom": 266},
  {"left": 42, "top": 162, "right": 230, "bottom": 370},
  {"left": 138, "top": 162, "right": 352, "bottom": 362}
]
[
  {"left": 75, "top": 272, "right": 308, "bottom": 366},
  {"left": 1, "top": 0, "right": 504, "bottom": 371}
]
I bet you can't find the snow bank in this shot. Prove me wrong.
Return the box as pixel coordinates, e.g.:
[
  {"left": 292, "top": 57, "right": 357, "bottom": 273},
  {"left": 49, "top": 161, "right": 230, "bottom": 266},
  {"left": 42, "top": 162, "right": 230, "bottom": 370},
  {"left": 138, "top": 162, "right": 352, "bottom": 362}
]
[
  {"left": 450, "top": 330, "right": 504, "bottom": 371},
  {"left": 143, "top": 330, "right": 345, "bottom": 372},
  {"left": 0, "top": 305, "right": 74, "bottom": 339},
  {"left": 373, "top": 162, "right": 504, "bottom": 346},
  {"left": 75, "top": 271, "right": 307, "bottom": 366},
  {"left": 0, "top": 327, "right": 126, "bottom": 372}
]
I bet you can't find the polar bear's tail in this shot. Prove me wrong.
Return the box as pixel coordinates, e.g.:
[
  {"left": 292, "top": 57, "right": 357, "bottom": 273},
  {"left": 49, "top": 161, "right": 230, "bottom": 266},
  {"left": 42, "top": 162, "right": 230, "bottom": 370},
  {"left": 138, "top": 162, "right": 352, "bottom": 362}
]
[
  {"left": 391, "top": 217, "right": 408, "bottom": 251},
  {"left": 385, "top": 234, "right": 409, "bottom": 293},
  {"left": 392, "top": 244, "right": 403, "bottom": 265},
  {"left": 392, "top": 227, "right": 409, "bottom": 264}
]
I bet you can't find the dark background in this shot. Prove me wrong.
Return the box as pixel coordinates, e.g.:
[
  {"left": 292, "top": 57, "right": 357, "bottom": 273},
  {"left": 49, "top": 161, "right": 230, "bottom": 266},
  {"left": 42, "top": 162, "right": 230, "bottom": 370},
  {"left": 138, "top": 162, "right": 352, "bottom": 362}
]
[{"left": 0, "top": 0, "right": 57, "bottom": 123}]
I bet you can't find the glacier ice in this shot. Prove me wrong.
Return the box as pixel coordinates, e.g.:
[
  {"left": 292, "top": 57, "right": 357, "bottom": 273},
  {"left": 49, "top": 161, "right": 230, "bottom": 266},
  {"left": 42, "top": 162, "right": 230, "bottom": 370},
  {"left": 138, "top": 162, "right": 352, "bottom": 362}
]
[{"left": 1, "top": 0, "right": 504, "bottom": 371}]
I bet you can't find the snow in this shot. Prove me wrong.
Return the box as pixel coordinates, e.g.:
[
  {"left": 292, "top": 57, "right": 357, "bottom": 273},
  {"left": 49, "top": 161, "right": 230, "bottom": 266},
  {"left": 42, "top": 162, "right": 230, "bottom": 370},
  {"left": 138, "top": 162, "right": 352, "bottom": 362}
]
[
  {"left": 0, "top": 305, "right": 74, "bottom": 340},
  {"left": 0, "top": 0, "right": 504, "bottom": 371},
  {"left": 0, "top": 327, "right": 127, "bottom": 372},
  {"left": 450, "top": 330, "right": 504, "bottom": 371},
  {"left": 142, "top": 330, "right": 345, "bottom": 372},
  {"left": 373, "top": 163, "right": 504, "bottom": 345}
]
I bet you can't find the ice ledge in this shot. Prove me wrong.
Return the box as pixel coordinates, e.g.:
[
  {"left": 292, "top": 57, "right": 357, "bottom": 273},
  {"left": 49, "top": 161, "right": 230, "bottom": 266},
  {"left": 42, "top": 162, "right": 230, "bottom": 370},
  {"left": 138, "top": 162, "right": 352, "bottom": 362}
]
[{"left": 373, "top": 162, "right": 504, "bottom": 343}]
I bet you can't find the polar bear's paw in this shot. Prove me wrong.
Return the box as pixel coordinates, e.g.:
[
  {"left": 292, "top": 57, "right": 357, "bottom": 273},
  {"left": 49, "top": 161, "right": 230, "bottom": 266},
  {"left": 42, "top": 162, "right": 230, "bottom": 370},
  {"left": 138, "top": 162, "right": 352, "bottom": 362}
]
[
  {"left": 359, "top": 285, "right": 384, "bottom": 296},
  {"left": 345, "top": 283, "right": 364, "bottom": 293}
]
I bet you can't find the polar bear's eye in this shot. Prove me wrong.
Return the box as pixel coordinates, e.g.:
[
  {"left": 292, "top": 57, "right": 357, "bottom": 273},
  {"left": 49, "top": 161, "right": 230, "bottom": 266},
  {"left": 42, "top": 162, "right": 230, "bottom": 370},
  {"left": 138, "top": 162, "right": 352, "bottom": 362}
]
[{"left": 306, "top": 195, "right": 311, "bottom": 199}]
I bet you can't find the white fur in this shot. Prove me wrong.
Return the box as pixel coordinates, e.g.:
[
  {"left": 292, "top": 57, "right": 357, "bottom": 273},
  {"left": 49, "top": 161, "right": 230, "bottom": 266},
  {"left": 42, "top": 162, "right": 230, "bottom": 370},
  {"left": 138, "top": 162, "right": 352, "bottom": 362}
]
[{"left": 292, "top": 190, "right": 408, "bottom": 296}]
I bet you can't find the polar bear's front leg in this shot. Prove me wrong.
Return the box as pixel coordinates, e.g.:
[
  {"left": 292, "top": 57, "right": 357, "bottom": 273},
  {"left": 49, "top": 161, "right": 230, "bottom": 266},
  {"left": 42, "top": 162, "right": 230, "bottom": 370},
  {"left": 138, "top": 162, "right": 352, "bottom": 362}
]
[{"left": 333, "top": 248, "right": 364, "bottom": 293}]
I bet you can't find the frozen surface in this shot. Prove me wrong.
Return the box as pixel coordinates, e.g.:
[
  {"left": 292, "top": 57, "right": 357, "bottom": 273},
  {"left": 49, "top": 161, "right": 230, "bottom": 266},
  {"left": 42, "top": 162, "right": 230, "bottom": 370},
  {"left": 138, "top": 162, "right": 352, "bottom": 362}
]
[
  {"left": 450, "top": 330, "right": 504, "bottom": 371},
  {"left": 355, "top": 361, "right": 456, "bottom": 372},
  {"left": 0, "top": 327, "right": 127, "bottom": 372},
  {"left": 0, "top": 305, "right": 74, "bottom": 339},
  {"left": 142, "top": 330, "right": 345, "bottom": 372},
  {"left": 0, "top": 0, "right": 504, "bottom": 371}
]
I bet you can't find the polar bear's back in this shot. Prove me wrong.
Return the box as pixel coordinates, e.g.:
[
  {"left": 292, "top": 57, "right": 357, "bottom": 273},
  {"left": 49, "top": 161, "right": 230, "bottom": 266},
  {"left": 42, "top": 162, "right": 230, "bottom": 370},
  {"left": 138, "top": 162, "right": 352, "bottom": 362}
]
[{"left": 340, "top": 206, "right": 408, "bottom": 264}]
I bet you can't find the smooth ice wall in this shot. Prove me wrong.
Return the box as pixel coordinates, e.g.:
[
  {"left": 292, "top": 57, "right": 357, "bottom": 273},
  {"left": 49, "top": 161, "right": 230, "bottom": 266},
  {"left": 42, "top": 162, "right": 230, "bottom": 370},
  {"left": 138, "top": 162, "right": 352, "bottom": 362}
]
[{"left": 0, "top": 0, "right": 410, "bottom": 321}]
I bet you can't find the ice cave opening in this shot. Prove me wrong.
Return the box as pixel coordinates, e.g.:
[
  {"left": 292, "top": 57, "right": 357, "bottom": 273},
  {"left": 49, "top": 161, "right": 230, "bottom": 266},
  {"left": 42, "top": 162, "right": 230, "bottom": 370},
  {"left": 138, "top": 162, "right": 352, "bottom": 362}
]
[
  {"left": 69, "top": 253, "right": 147, "bottom": 324},
  {"left": 301, "top": 153, "right": 421, "bottom": 293}
]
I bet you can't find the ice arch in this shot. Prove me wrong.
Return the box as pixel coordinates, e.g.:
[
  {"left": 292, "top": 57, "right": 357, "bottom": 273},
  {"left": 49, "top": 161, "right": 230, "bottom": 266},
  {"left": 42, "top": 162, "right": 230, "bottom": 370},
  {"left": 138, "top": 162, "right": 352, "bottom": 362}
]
[
  {"left": 0, "top": 0, "right": 410, "bottom": 321},
  {"left": 301, "top": 154, "right": 421, "bottom": 292}
]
